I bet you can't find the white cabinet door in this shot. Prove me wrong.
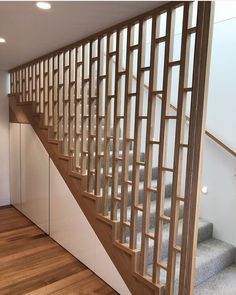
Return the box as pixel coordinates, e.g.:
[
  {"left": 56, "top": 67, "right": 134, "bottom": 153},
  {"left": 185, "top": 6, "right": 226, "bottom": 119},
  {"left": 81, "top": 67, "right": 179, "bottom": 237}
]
[
  {"left": 9, "top": 123, "right": 21, "bottom": 210},
  {"left": 21, "top": 124, "right": 49, "bottom": 233}
]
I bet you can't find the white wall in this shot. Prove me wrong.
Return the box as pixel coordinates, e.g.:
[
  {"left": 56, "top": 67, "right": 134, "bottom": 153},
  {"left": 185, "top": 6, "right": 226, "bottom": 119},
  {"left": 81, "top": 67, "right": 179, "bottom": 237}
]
[
  {"left": 199, "top": 1, "right": 236, "bottom": 247},
  {"left": 200, "top": 137, "right": 236, "bottom": 247},
  {"left": 0, "top": 71, "right": 10, "bottom": 206},
  {"left": 206, "top": 2, "right": 236, "bottom": 151}
]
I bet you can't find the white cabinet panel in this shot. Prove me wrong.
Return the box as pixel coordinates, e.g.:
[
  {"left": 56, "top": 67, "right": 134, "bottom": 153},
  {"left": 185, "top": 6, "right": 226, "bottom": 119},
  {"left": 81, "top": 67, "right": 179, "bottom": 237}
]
[
  {"left": 50, "top": 160, "right": 130, "bottom": 295},
  {"left": 49, "top": 160, "right": 95, "bottom": 271},
  {"left": 21, "top": 124, "right": 49, "bottom": 233},
  {"left": 9, "top": 123, "right": 21, "bottom": 210},
  {"left": 94, "top": 237, "right": 131, "bottom": 295}
]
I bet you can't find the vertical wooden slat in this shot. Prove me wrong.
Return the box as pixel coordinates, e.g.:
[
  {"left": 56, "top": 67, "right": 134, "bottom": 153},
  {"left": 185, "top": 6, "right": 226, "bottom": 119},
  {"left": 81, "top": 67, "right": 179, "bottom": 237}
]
[
  {"left": 73, "top": 47, "right": 79, "bottom": 171},
  {"left": 68, "top": 49, "right": 72, "bottom": 155},
  {"left": 88, "top": 41, "right": 94, "bottom": 192},
  {"left": 95, "top": 38, "right": 102, "bottom": 196},
  {"left": 102, "top": 34, "right": 111, "bottom": 216},
  {"left": 130, "top": 21, "right": 143, "bottom": 250},
  {"left": 120, "top": 26, "right": 131, "bottom": 243},
  {"left": 166, "top": 3, "right": 190, "bottom": 294},
  {"left": 152, "top": 8, "right": 172, "bottom": 284},
  {"left": 140, "top": 15, "right": 156, "bottom": 275},
  {"left": 76, "top": 48, "right": 82, "bottom": 172},
  {"left": 44, "top": 60, "right": 48, "bottom": 126},
  {"left": 54, "top": 55, "right": 58, "bottom": 134},
  {"left": 178, "top": 2, "right": 213, "bottom": 294},
  {"left": 111, "top": 31, "right": 120, "bottom": 221},
  {"left": 81, "top": 45, "right": 87, "bottom": 174},
  {"left": 63, "top": 51, "right": 69, "bottom": 156}
]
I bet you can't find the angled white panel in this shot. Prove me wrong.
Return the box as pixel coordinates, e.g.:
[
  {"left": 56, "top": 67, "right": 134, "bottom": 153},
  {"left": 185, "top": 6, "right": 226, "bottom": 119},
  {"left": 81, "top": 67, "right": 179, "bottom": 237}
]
[
  {"left": 21, "top": 124, "right": 49, "bottom": 233},
  {"left": 49, "top": 160, "right": 95, "bottom": 271},
  {"left": 49, "top": 160, "right": 131, "bottom": 295},
  {"left": 9, "top": 123, "right": 21, "bottom": 210},
  {"left": 94, "top": 237, "right": 131, "bottom": 295}
]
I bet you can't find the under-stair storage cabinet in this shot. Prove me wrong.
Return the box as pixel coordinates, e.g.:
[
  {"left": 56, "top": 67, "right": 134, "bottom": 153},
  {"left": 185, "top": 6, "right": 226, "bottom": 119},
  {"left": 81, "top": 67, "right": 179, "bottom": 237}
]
[
  {"left": 10, "top": 123, "right": 50, "bottom": 234},
  {"left": 9, "top": 123, "right": 21, "bottom": 210}
]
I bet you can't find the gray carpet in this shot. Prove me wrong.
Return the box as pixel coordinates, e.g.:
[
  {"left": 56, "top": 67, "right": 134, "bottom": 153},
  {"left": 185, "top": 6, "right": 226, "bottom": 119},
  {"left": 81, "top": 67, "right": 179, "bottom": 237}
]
[
  {"left": 104, "top": 136, "right": 236, "bottom": 293},
  {"left": 195, "top": 264, "right": 236, "bottom": 295}
]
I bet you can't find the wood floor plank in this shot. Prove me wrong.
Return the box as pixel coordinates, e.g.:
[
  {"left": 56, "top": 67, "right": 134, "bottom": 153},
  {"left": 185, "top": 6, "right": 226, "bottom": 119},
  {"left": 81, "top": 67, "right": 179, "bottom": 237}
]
[{"left": 0, "top": 206, "right": 117, "bottom": 295}]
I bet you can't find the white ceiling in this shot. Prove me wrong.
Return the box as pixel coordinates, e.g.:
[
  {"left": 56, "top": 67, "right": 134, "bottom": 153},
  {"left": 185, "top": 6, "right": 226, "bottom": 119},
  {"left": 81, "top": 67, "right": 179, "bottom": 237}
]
[{"left": 0, "top": 1, "right": 166, "bottom": 70}]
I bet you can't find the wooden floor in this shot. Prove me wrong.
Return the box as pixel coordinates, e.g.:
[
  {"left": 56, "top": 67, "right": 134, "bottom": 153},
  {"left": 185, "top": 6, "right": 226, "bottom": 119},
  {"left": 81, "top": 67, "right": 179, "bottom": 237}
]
[{"left": 0, "top": 206, "right": 118, "bottom": 295}]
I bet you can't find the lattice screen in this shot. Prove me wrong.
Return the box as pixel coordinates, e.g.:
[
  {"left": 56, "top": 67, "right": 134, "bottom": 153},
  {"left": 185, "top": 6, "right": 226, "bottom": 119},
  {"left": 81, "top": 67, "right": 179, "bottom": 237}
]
[{"left": 10, "top": 2, "right": 212, "bottom": 293}]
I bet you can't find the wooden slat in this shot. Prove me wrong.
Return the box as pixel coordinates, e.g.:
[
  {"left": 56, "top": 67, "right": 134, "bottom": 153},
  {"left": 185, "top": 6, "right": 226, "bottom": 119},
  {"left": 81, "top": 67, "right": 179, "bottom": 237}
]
[
  {"left": 81, "top": 45, "right": 87, "bottom": 174},
  {"left": 95, "top": 39, "right": 102, "bottom": 195},
  {"left": 120, "top": 26, "right": 131, "bottom": 243},
  {"left": 102, "top": 35, "right": 111, "bottom": 216},
  {"left": 152, "top": 8, "right": 172, "bottom": 284},
  {"left": 74, "top": 47, "right": 82, "bottom": 172},
  {"left": 166, "top": 3, "right": 190, "bottom": 294},
  {"left": 111, "top": 31, "right": 120, "bottom": 221},
  {"left": 130, "top": 20, "right": 143, "bottom": 250},
  {"left": 140, "top": 15, "right": 157, "bottom": 275},
  {"left": 178, "top": 2, "right": 213, "bottom": 294},
  {"left": 87, "top": 41, "right": 94, "bottom": 192}
]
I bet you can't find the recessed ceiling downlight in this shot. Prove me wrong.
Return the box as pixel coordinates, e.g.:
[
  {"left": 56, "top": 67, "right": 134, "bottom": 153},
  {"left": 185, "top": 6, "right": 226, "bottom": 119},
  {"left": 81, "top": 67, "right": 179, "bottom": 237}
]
[
  {"left": 36, "top": 2, "right": 51, "bottom": 10},
  {"left": 0, "top": 37, "right": 6, "bottom": 43}
]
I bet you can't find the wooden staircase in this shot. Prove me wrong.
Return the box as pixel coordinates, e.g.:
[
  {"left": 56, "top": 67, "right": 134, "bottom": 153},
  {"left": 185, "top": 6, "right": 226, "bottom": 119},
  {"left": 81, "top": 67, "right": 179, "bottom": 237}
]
[{"left": 9, "top": 2, "right": 213, "bottom": 294}]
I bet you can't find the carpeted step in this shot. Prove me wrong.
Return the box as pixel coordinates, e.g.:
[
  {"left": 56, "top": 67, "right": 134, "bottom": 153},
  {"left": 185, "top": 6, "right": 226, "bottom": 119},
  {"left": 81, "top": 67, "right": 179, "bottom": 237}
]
[
  {"left": 117, "top": 165, "right": 158, "bottom": 184},
  {"left": 194, "top": 239, "right": 236, "bottom": 286},
  {"left": 135, "top": 218, "right": 213, "bottom": 265},
  {"left": 117, "top": 190, "right": 181, "bottom": 240},
  {"left": 115, "top": 181, "right": 172, "bottom": 205},
  {"left": 195, "top": 263, "right": 236, "bottom": 295},
  {"left": 147, "top": 238, "right": 236, "bottom": 292},
  {"left": 86, "top": 137, "right": 133, "bottom": 151},
  {"left": 105, "top": 150, "right": 145, "bottom": 168}
]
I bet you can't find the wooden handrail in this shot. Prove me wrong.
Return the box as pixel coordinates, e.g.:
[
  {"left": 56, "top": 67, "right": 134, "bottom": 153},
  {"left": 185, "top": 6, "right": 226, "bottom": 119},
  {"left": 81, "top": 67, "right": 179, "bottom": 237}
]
[
  {"left": 205, "top": 130, "right": 236, "bottom": 157},
  {"left": 169, "top": 103, "right": 236, "bottom": 157}
]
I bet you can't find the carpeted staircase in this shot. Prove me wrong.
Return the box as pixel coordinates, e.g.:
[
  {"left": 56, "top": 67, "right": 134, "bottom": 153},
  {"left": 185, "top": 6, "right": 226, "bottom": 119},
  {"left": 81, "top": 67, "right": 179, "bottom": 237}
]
[{"left": 106, "top": 145, "right": 236, "bottom": 294}]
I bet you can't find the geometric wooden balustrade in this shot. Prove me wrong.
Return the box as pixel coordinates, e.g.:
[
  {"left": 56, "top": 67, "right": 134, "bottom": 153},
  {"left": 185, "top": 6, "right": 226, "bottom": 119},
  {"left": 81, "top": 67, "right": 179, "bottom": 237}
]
[{"left": 9, "top": 2, "right": 213, "bottom": 294}]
